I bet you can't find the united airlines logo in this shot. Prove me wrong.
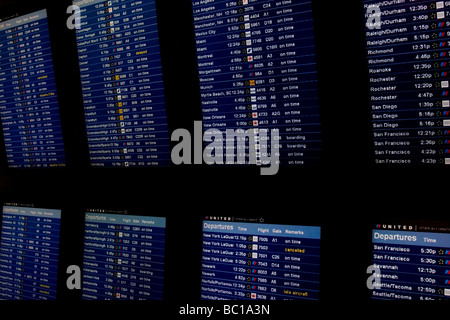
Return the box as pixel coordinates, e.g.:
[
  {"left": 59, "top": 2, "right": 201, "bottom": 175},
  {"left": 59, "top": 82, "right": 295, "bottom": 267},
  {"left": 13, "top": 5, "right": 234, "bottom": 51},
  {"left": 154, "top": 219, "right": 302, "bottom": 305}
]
[{"left": 375, "top": 224, "right": 414, "bottom": 231}]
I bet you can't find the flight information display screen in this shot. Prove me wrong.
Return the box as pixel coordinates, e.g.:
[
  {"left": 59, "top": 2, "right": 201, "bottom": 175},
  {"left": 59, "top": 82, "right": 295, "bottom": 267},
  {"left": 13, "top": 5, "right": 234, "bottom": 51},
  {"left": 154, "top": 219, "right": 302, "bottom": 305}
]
[
  {"left": 201, "top": 217, "right": 321, "bottom": 300},
  {"left": 0, "top": 205, "right": 61, "bottom": 300},
  {"left": 371, "top": 222, "right": 450, "bottom": 300},
  {"left": 82, "top": 210, "right": 166, "bottom": 300},
  {"left": 192, "top": 0, "right": 322, "bottom": 166},
  {"left": 0, "top": 10, "right": 66, "bottom": 168},
  {"left": 365, "top": 0, "right": 450, "bottom": 165},
  {"left": 74, "top": 0, "right": 171, "bottom": 167}
]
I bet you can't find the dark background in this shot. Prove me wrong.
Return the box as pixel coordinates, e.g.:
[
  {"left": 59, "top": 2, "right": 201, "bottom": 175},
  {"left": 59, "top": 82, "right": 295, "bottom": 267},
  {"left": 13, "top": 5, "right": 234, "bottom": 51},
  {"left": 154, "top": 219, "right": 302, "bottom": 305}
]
[{"left": 0, "top": 0, "right": 447, "bottom": 317}]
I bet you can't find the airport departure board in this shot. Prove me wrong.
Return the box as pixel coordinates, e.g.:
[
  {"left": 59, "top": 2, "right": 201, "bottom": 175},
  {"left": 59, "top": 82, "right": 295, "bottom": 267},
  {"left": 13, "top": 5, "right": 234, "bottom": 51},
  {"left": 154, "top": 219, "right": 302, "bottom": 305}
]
[
  {"left": 74, "top": 0, "right": 171, "bottom": 167},
  {"left": 0, "top": 205, "right": 61, "bottom": 300},
  {"left": 372, "top": 223, "right": 450, "bottom": 300},
  {"left": 365, "top": 0, "right": 450, "bottom": 165},
  {"left": 82, "top": 211, "right": 166, "bottom": 300},
  {"left": 192, "top": 0, "right": 322, "bottom": 166},
  {"left": 0, "top": 10, "right": 66, "bottom": 168},
  {"left": 201, "top": 218, "right": 320, "bottom": 300}
]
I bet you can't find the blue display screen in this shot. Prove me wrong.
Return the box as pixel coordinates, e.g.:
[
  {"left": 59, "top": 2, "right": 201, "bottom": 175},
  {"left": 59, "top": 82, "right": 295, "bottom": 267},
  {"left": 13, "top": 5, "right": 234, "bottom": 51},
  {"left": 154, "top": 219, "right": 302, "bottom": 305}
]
[
  {"left": 364, "top": 0, "right": 450, "bottom": 165},
  {"left": 0, "top": 205, "right": 61, "bottom": 300},
  {"left": 0, "top": 10, "right": 66, "bottom": 168},
  {"left": 74, "top": 0, "right": 170, "bottom": 167},
  {"left": 192, "top": 0, "right": 322, "bottom": 166},
  {"left": 371, "top": 224, "right": 450, "bottom": 300},
  {"left": 82, "top": 211, "right": 166, "bottom": 300},
  {"left": 201, "top": 219, "right": 321, "bottom": 300}
]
